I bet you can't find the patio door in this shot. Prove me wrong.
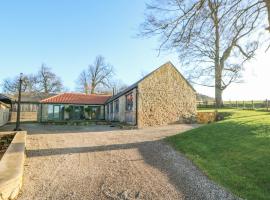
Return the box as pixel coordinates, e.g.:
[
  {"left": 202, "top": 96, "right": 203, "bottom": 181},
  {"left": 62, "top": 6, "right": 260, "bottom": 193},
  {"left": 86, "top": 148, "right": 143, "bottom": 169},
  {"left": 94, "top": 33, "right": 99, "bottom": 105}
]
[
  {"left": 72, "top": 106, "right": 84, "bottom": 120},
  {"left": 90, "top": 107, "right": 100, "bottom": 120}
]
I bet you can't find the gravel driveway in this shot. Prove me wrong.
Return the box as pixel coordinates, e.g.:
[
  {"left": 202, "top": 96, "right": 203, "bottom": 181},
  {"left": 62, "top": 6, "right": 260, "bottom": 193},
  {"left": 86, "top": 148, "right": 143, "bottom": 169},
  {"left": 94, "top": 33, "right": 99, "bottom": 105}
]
[{"left": 1, "top": 124, "right": 238, "bottom": 200}]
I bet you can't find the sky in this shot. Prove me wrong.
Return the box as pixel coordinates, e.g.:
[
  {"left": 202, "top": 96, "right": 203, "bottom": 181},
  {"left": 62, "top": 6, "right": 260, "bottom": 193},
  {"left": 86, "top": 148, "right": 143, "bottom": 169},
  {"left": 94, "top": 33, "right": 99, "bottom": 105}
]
[{"left": 0, "top": 0, "right": 269, "bottom": 100}]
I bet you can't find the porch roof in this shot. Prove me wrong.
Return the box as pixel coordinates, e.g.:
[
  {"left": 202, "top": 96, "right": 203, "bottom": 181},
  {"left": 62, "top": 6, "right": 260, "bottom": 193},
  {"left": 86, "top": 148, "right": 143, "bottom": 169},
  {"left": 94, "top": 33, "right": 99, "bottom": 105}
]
[{"left": 40, "top": 93, "right": 111, "bottom": 105}]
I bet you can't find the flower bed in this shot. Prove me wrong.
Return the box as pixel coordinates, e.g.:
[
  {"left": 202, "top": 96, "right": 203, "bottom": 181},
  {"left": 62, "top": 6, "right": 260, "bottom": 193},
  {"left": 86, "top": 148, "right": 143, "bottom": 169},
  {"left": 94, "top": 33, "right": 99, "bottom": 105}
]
[{"left": 0, "top": 133, "right": 15, "bottom": 160}]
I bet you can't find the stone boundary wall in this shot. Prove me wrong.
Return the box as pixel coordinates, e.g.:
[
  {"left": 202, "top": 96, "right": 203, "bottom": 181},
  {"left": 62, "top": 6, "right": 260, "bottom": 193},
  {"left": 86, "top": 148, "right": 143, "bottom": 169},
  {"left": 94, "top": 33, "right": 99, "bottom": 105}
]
[
  {"left": 0, "top": 131, "right": 26, "bottom": 200},
  {"left": 10, "top": 111, "right": 37, "bottom": 122},
  {"left": 197, "top": 112, "right": 217, "bottom": 124}
]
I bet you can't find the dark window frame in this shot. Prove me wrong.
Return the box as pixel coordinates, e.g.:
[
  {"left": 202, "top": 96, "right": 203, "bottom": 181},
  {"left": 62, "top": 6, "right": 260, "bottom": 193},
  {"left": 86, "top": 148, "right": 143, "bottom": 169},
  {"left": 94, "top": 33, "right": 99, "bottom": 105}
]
[{"left": 125, "top": 93, "right": 133, "bottom": 111}]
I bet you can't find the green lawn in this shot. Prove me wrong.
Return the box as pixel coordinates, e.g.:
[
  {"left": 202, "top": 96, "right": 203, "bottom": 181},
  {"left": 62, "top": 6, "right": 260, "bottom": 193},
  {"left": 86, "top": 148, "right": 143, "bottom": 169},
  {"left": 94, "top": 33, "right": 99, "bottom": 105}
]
[{"left": 167, "top": 109, "right": 270, "bottom": 200}]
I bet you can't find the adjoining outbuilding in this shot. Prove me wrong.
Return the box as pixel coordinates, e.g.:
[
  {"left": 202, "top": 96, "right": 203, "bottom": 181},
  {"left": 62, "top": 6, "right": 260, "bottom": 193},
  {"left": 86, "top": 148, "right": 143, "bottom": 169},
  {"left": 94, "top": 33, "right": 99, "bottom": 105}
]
[
  {"left": 7, "top": 92, "right": 56, "bottom": 122},
  {"left": 39, "top": 93, "right": 111, "bottom": 122},
  {"left": 105, "top": 62, "right": 197, "bottom": 128}
]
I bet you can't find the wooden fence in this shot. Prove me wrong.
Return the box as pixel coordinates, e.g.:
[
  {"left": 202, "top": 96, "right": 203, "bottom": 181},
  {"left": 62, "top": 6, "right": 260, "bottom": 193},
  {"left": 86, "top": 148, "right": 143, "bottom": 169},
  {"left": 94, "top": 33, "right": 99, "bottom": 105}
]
[{"left": 197, "top": 100, "right": 270, "bottom": 111}]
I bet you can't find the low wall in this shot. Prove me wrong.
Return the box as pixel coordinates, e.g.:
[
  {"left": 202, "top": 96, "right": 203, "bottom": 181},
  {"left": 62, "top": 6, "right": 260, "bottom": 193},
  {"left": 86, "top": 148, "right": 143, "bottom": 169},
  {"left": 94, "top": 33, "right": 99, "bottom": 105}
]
[
  {"left": 10, "top": 111, "right": 37, "bottom": 122},
  {"left": 197, "top": 112, "right": 217, "bottom": 124},
  {"left": 0, "top": 109, "right": 9, "bottom": 126},
  {"left": 0, "top": 131, "right": 27, "bottom": 200}
]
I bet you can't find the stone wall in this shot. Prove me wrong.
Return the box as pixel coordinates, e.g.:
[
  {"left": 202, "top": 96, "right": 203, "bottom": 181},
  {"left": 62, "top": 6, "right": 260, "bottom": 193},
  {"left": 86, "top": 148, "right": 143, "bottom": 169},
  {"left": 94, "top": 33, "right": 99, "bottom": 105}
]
[
  {"left": 137, "top": 62, "right": 197, "bottom": 128},
  {"left": 197, "top": 112, "right": 217, "bottom": 124},
  {"left": 10, "top": 111, "right": 37, "bottom": 122}
]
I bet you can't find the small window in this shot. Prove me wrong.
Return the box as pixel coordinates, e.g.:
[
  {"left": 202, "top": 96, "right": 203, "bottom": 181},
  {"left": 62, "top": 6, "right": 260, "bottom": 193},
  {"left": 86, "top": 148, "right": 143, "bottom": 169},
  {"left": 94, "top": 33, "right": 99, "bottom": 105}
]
[
  {"left": 115, "top": 99, "right": 119, "bottom": 113},
  {"left": 126, "top": 93, "right": 133, "bottom": 111}
]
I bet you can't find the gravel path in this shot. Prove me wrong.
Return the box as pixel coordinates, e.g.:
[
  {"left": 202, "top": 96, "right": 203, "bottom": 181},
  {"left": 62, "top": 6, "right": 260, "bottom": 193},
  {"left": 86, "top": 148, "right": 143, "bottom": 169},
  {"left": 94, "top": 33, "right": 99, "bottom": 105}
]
[{"left": 1, "top": 124, "right": 239, "bottom": 200}]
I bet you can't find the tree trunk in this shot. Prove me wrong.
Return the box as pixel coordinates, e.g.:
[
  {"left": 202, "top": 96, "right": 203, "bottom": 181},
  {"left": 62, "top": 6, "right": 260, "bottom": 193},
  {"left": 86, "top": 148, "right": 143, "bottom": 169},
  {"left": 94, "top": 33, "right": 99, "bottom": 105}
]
[
  {"left": 84, "top": 83, "right": 88, "bottom": 94},
  {"left": 91, "top": 83, "right": 95, "bottom": 94},
  {"left": 265, "top": 0, "right": 270, "bottom": 31},
  {"left": 215, "top": 81, "right": 223, "bottom": 108},
  {"left": 211, "top": 2, "right": 223, "bottom": 108}
]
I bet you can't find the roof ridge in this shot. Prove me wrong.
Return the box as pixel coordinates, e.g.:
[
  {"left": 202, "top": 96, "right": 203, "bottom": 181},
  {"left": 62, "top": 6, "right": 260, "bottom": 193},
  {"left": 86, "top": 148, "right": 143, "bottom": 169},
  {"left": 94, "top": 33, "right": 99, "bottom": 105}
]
[
  {"left": 105, "top": 61, "right": 195, "bottom": 103},
  {"left": 59, "top": 92, "right": 111, "bottom": 96},
  {"left": 40, "top": 93, "right": 62, "bottom": 102}
]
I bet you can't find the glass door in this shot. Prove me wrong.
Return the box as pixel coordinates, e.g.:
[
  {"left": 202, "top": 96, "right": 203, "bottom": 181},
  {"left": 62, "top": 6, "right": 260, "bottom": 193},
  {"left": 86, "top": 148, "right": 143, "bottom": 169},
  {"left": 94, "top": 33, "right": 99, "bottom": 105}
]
[{"left": 72, "top": 106, "right": 85, "bottom": 120}]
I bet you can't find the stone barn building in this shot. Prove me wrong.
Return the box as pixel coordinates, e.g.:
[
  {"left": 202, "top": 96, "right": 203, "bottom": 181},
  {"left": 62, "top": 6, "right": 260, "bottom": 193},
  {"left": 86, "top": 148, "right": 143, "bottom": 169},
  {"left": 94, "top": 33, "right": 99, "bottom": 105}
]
[{"left": 105, "top": 62, "right": 197, "bottom": 128}]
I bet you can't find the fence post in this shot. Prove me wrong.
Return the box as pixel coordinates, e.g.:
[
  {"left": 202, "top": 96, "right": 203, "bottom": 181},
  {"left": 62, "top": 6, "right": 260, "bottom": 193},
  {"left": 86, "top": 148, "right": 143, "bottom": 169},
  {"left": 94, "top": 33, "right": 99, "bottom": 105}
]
[
  {"left": 236, "top": 100, "right": 238, "bottom": 109},
  {"left": 267, "top": 99, "right": 269, "bottom": 111},
  {"left": 252, "top": 100, "right": 254, "bottom": 110}
]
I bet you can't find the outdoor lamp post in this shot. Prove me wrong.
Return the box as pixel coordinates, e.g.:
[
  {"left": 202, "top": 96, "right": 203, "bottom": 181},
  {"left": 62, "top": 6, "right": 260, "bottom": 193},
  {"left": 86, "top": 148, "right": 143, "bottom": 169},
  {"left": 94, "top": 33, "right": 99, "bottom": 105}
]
[{"left": 14, "top": 73, "right": 23, "bottom": 131}]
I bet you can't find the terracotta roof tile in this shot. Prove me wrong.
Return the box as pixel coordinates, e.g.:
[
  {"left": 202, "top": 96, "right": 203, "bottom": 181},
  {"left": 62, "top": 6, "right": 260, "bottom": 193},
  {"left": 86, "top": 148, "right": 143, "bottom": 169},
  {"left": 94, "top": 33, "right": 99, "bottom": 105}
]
[{"left": 40, "top": 93, "right": 111, "bottom": 105}]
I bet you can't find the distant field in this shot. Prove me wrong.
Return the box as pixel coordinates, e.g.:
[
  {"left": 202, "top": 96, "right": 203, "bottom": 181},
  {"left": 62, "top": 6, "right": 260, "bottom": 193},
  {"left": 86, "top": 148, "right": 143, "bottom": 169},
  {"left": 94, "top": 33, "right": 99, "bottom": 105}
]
[{"left": 167, "top": 110, "right": 270, "bottom": 200}]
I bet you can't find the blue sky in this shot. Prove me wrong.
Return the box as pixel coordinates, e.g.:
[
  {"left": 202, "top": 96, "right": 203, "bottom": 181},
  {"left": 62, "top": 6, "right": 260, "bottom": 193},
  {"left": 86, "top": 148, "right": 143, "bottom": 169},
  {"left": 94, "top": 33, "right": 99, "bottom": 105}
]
[{"left": 0, "top": 1, "right": 269, "bottom": 100}]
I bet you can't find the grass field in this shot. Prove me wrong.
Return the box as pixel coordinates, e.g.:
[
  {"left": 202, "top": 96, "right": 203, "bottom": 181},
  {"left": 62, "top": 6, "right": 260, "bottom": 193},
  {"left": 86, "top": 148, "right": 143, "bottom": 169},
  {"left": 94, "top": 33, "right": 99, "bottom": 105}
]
[{"left": 167, "top": 109, "right": 270, "bottom": 200}]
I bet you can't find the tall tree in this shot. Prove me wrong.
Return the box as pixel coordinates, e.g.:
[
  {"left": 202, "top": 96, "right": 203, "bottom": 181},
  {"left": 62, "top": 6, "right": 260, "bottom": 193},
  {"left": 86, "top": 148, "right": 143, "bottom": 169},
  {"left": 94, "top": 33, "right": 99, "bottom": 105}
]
[
  {"left": 141, "top": 0, "right": 267, "bottom": 107},
  {"left": 110, "top": 79, "right": 128, "bottom": 94},
  {"left": 35, "top": 64, "right": 64, "bottom": 93},
  {"left": 2, "top": 74, "right": 37, "bottom": 94},
  {"left": 77, "top": 56, "right": 114, "bottom": 94},
  {"left": 2, "top": 64, "right": 64, "bottom": 94},
  {"left": 76, "top": 70, "right": 91, "bottom": 94}
]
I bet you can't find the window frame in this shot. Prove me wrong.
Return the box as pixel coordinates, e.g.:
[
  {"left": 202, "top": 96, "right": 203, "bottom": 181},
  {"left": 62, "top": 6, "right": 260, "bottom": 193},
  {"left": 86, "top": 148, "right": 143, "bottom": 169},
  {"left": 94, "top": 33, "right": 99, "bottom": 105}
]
[{"left": 125, "top": 92, "right": 133, "bottom": 111}]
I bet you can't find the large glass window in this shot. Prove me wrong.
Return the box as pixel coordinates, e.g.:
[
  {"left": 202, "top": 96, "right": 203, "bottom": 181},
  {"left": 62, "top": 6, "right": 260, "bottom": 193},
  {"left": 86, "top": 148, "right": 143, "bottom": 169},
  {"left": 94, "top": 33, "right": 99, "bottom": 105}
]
[
  {"left": 48, "top": 105, "right": 62, "bottom": 120},
  {"left": 53, "top": 105, "right": 60, "bottom": 119},
  {"left": 126, "top": 93, "right": 133, "bottom": 111},
  {"left": 48, "top": 105, "right": 54, "bottom": 119},
  {"left": 115, "top": 99, "right": 119, "bottom": 113}
]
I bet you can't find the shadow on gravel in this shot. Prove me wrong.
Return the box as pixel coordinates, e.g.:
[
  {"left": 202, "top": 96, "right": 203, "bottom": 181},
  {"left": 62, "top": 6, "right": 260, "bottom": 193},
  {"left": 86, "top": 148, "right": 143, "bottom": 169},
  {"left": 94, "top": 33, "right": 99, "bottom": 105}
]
[
  {"left": 0, "top": 124, "right": 121, "bottom": 135},
  {"left": 26, "top": 141, "right": 153, "bottom": 157}
]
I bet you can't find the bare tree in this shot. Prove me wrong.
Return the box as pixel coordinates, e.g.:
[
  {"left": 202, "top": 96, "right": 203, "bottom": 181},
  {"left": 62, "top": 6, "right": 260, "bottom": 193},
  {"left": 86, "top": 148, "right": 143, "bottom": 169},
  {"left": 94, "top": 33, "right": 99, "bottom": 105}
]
[
  {"left": 141, "top": 0, "right": 267, "bottom": 107},
  {"left": 110, "top": 79, "right": 128, "bottom": 94},
  {"left": 77, "top": 56, "right": 114, "bottom": 94},
  {"left": 2, "top": 74, "right": 37, "bottom": 94},
  {"left": 76, "top": 70, "right": 91, "bottom": 94},
  {"left": 36, "top": 64, "right": 64, "bottom": 93}
]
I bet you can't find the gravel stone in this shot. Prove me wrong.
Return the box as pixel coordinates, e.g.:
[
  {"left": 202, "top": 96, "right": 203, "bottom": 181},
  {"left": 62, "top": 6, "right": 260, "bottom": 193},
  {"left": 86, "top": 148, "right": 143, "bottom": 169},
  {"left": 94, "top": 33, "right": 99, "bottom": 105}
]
[{"left": 0, "top": 124, "right": 240, "bottom": 200}]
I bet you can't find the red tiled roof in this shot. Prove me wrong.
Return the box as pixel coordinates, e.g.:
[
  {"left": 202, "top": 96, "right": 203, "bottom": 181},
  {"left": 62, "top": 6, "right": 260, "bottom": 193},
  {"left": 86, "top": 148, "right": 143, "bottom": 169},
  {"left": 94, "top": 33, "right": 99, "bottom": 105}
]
[{"left": 40, "top": 93, "right": 111, "bottom": 105}]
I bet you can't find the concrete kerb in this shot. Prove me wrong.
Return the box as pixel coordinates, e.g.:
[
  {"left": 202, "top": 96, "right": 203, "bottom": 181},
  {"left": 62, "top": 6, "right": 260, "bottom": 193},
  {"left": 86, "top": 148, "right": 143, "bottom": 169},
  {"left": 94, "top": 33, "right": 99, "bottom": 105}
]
[{"left": 0, "top": 131, "right": 27, "bottom": 200}]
